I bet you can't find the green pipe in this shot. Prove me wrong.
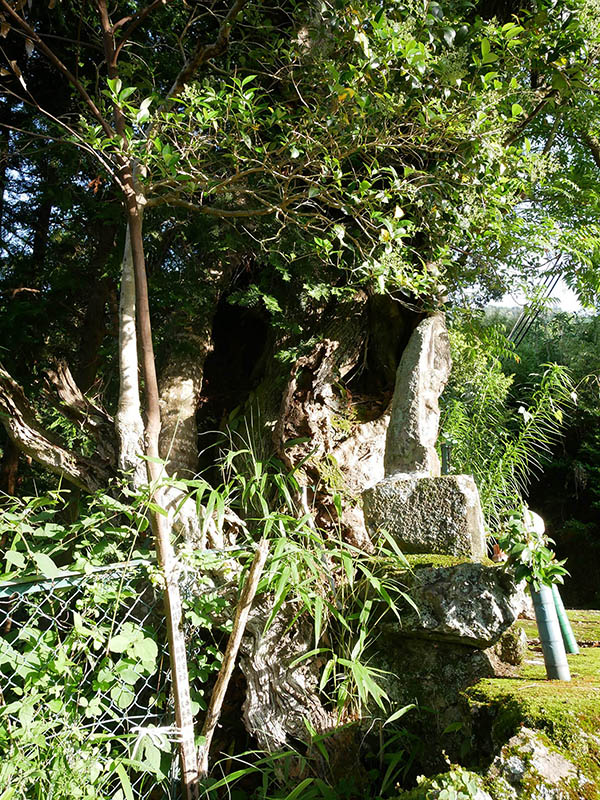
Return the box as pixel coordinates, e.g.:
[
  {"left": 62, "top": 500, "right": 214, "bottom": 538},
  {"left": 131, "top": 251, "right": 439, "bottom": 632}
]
[
  {"left": 530, "top": 585, "right": 571, "bottom": 681},
  {"left": 551, "top": 584, "right": 579, "bottom": 655}
]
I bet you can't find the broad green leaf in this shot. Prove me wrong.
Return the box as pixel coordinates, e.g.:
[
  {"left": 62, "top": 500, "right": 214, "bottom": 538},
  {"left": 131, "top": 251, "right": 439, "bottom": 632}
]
[
  {"left": 5, "top": 551, "right": 25, "bottom": 569},
  {"left": 31, "top": 552, "right": 62, "bottom": 578},
  {"left": 111, "top": 684, "right": 135, "bottom": 709},
  {"left": 132, "top": 636, "right": 158, "bottom": 667}
]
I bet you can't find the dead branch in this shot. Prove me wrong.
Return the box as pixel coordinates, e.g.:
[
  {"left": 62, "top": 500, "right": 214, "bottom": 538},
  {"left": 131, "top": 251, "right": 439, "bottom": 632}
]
[
  {"left": 44, "top": 360, "right": 117, "bottom": 465},
  {"left": 197, "top": 538, "right": 269, "bottom": 778},
  {"left": 0, "top": 363, "right": 113, "bottom": 492}
]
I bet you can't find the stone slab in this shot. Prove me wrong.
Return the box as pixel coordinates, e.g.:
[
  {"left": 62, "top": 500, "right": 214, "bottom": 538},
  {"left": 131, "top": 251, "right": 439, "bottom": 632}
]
[{"left": 362, "top": 474, "right": 486, "bottom": 560}]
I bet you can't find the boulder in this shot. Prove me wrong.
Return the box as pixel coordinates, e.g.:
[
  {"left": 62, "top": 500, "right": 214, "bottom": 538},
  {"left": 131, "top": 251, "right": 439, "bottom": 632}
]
[
  {"left": 362, "top": 474, "right": 486, "bottom": 560},
  {"left": 395, "top": 561, "right": 522, "bottom": 648},
  {"left": 487, "top": 727, "right": 594, "bottom": 799},
  {"left": 384, "top": 312, "right": 452, "bottom": 478},
  {"left": 491, "top": 624, "right": 528, "bottom": 666}
]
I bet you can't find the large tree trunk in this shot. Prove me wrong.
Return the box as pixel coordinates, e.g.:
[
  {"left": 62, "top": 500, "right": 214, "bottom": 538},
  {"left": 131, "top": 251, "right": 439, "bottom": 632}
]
[
  {"left": 270, "top": 294, "right": 375, "bottom": 548},
  {"left": 159, "top": 328, "right": 214, "bottom": 478},
  {"left": 241, "top": 601, "right": 334, "bottom": 753},
  {"left": 76, "top": 220, "right": 118, "bottom": 393},
  {"left": 241, "top": 600, "right": 367, "bottom": 786}
]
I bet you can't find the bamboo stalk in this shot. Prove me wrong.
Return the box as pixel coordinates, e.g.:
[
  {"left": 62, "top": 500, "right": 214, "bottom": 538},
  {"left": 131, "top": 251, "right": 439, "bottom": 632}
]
[
  {"left": 197, "top": 539, "right": 269, "bottom": 778},
  {"left": 531, "top": 584, "right": 571, "bottom": 681},
  {"left": 551, "top": 584, "right": 579, "bottom": 655}
]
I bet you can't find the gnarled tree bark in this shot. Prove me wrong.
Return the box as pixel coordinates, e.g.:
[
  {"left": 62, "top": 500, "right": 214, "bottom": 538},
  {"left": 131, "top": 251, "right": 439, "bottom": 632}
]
[{"left": 0, "top": 363, "right": 113, "bottom": 492}]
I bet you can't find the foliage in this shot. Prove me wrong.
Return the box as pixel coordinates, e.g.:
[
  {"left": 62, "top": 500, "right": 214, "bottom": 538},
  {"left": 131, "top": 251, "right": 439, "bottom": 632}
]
[
  {"left": 395, "top": 764, "right": 488, "bottom": 800},
  {"left": 181, "top": 429, "right": 417, "bottom": 721},
  {"left": 2, "top": 0, "right": 600, "bottom": 796},
  {"left": 497, "top": 509, "right": 569, "bottom": 590},
  {"left": 0, "top": 569, "right": 176, "bottom": 798},
  {"left": 0, "top": 450, "right": 418, "bottom": 797},
  {"left": 0, "top": 711, "right": 129, "bottom": 800},
  {"left": 0, "top": 488, "right": 154, "bottom": 578},
  {"left": 440, "top": 316, "right": 575, "bottom": 528}
]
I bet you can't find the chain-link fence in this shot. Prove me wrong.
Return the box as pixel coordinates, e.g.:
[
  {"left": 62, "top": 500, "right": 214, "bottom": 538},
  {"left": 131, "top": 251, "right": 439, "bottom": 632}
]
[{"left": 0, "top": 560, "right": 182, "bottom": 800}]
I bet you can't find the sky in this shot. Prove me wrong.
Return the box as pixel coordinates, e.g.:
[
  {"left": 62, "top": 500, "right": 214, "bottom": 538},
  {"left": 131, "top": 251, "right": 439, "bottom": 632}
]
[{"left": 490, "top": 279, "right": 584, "bottom": 314}]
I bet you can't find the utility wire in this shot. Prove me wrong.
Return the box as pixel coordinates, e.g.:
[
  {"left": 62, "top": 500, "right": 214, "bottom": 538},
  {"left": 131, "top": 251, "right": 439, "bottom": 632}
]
[{"left": 508, "top": 255, "right": 563, "bottom": 349}]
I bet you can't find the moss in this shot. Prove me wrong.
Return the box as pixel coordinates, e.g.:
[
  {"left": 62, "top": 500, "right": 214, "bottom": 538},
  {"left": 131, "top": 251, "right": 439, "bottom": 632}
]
[
  {"left": 465, "top": 641, "right": 600, "bottom": 786},
  {"left": 517, "top": 609, "right": 600, "bottom": 644},
  {"left": 564, "top": 609, "right": 600, "bottom": 643},
  {"left": 405, "top": 553, "right": 493, "bottom": 570}
]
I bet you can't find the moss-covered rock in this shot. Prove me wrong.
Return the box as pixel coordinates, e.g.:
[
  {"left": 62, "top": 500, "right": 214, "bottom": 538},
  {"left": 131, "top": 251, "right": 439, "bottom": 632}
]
[
  {"left": 462, "top": 610, "right": 600, "bottom": 795},
  {"left": 380, "top": 610, "right": 600, "bottom": 798},
  {"left": 387, "top": 561, "right": 523, "bottom": 648},
  {"left": 486, "top": 727, "right": 596, "bottom": 800}
]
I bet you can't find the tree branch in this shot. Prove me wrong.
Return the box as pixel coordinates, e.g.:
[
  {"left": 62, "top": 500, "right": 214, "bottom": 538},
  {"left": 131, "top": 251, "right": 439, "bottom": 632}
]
[
  {"left": 113, "top": 0, "right": 176, "bottom": 62},
  {"left": 146, "top": 194, "right": 276, "bottom": 216},
  {"left": 580, "top": 130, "right": 600, "bottom": 169},
  {"left": 0, "top": 363, "right": 113, "bottom": 492},
  {"left": 197, "top": 539, "right": 269, "bottom": 778},
  {"left": 0, "top": 0, "right": 114, "bottom": 139},
  {"left": 166, "top": 0, "right": 252, "bottom": 100},
  {"left": 44, "top": 360, "right": 117, "bottom": 466},
  {"left": 504, "top": 92, "right": 556, "bottom": 147}
]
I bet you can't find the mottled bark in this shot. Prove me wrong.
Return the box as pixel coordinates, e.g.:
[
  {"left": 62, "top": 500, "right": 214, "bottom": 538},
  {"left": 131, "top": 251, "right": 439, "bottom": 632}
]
[
  {"left": 240, "top": 599, "right": 367, "bottom": 785},
  {"left": 44, "top": 360, "right": 117, "bottom": 466},
  {"left": 159, "top": 329, "right": 213, "bottom": 478},
  {"left": 274, "top": 294, "right": 369, "bottom": 470},
  {"left": 114, "top": 223, "right": 146, "bottom": 485},
  {"left": 241, "top": 600, "right": 335, "bottom": 753},
  {"left": 273, "top": 294, "right": 379, "bottom": 547}
]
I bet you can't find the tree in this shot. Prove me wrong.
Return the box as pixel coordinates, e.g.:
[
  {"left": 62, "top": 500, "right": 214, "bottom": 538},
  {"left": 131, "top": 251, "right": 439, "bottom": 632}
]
[{"left": 1, "top": 0, "right": 600, "bottom": 790}]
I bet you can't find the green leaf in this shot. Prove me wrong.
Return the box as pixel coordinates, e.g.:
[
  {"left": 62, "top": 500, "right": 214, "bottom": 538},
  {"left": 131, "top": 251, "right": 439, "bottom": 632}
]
[
  {"left": 111, "top": 684, "right": 135, "bottom": 709},
  {"left": 443, "top": 720, "right": 464, "bottom": 734},
  {"left": 118, "top": 668, "right": 141, "bottom": 685},
  {"left": 384, "top": 703, "right": 416, "bottom": 726},
  {"left": 119, "top": 86, "right": 136, "bottom": 102},
  {"left": 5, "top": 551, "right": 25, "bottom": 569},
  {"left": 442, "top": 28, "right": 456, "bottom": 47},
  {"left": 132, "top": 636, "right": 158, "bottom": 667},
  {"left": 283, "top": 778, "right": 314, "bottom": 800},
  {"left": 115, "top": 763, "right": 134, "bottom": 800},
  {"left": 31, "top": 552, "right": 62, "bottom": 578},
  {"left": 107, "top": 77, "right": 122, "bottom": 96},
  {"left": 314, "top": 595, "right": 324, "bottom": 647}
]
